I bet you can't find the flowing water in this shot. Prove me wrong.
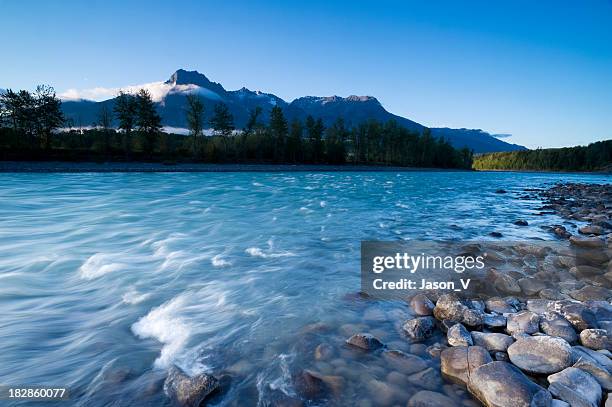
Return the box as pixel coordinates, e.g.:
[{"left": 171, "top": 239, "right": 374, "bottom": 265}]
[{"left": 0, "top": 171, "right": 609, "bottom": 406}]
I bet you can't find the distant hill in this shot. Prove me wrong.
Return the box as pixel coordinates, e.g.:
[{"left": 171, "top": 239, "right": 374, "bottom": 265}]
[
  {"left": 58, "top": 69, "right": 524, "bottom": 153},
  {"left": 473, "top": 140, "right": 612, "bottom": 172}
]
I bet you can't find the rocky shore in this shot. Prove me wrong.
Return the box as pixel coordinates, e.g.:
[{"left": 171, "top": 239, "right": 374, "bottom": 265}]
[{"left": 162, "top": 182, "right": 611, "bottom": 407}]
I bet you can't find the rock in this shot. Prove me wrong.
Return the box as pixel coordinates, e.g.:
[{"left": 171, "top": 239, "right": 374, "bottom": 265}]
[
  {"left": 346, "top": 333, "right": 384, "bottom": 351},
  {"left": 552, "top": 400, "right": 570, "bottom": 407},
  {"left": 408, "top": 367, "right": 444, "bottom": 391},
  {"left": 579, "top": 225, "right": 605, "bottom": 235},
  {"left": 527, "top": 299, "right": 554, "bottom": 314},
  {"left": 293, "top": 370, "right": 327, "bottom": 401},
  {"left": 365, "top": 379, "right": 396, "bottom": 406},
  {"left": 164, "top": 366, "right": 219, "bottom": 407},
  {"left": 269, "top": 392, "right": 305, "bottom": 407},
  {"left": 548, "top": 367, "right": 602, "bottom": 407},
  {"left": 572, "top": 346, "right": 612, "bottom": 373},
  {"left": 570, "top": 285, "right": 610, "bottom": 302},
  {"left": 514, "top": 220, "right": 529, "bottom": 226},
  {"left": 447, "top": 324, "right": 473, "bottom": 347},
  {"left": 570, "top": 265, "right": 606, "bottom": 278},
  {"left": 507, "top": 311, "right": 540, "bottom": 335},
  {"left": 518, "top": 277, "right": 547, "bottom": 296},
  {"left": 426, "top": 343, "right": 447, "bottom": 358},
  {"left": 540, "top": 289, "right": 569, "bottom": 300},
  {"left": 570, "top": 235, "right": 605, "bottom": 248},
  {"left": 495, "top": 189, "right": 507, "bottom": 194},
  {"left": 471, "top": 332, "right": 514, "bottom": 352},
  {"left": 485, "top": 297, "right": 518, "bottom": 314},
  {"left": 382, "top": 350, "right": 429, "bottom": 375},
  {"left": 483, "top": 314, "right": 507, "bottom": 328},
  {"left": 573, "top": 358, "right": 612, "bottom": 392},
  {"left": 462, "top": 308, "right": 485, "bottom": 327},
  {"left": 440, "top": 346, "right": 492, "bottom": 386},
  {"left": 493, "top": 273, "right": 521, "bottom": 294},
  {"left": 493, "top": 351, "right": 509, "bottom": 362},
  {"left": 468, "top": 361, "right": 552, "bottom": 407},
  {"left": 490, "top": 231, "right": 503, "bottom": 238},
  {"left": 540, "top": 312, "right": 578, "bottom": 343},
  {"left": 410, "top": 294, "right": 435, "bottom": 316},
  {"left": 580, "top": 329, "right": 610, "bottom": 351},
  {"left": 560, "top": 303, "right": 598, "bottom": 331},
  {"left": 553, "top": 226, "right": 572, "bottom": 239},
  {"left": 314, "top": 344, "right": 334, "bottom": 360},
  {"left": 407, "top": 390, "right": 457, "bottom": 407},
  {"left": 508, "top": 336, "right": 573, "bottom": 374},
  {"left": 434, "top": 294, "right": 467, "bottom": 323},
  {"left": 403, "top": 317, "right": 437, "bottom": 342}
]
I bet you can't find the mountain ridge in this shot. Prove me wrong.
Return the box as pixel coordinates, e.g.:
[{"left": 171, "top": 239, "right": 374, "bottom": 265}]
[{"left": 57, "top": 69, "right": 525, "bottom": 153}]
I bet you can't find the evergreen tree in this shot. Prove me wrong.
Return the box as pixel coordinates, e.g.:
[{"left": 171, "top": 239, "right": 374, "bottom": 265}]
[
  {"left": 210, "top": 102, "right": 234, "bottom": 137},
  {"left": 185, "top": 94, "right": 205, "bottom": 155},
  {"left": 269, "top": 106, "right": 288, "bottom": 161},
  {"left": 114, "top": 91, "right": 137, "bottom": 156},
  {"left": 135, "top": 89, "right": 162, "bottom": 154}
]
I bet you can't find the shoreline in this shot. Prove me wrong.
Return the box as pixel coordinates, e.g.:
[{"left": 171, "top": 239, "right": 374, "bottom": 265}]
[{"left": 0, "top": 161, "right": 473, "bottom": 173}]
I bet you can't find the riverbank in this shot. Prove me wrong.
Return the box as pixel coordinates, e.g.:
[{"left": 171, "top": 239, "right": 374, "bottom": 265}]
[{"left": 0, "top": 161, "right": 471, "bottom": 173}]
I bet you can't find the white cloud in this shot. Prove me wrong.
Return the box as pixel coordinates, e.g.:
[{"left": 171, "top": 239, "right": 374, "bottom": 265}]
[{"left": 59, "top": 82, "right": 222, "bottom": 103}]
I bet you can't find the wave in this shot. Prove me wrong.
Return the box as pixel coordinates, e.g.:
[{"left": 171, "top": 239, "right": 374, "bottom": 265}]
[
  {"left": 131, "top": 295, "right": 192, "bottom": 369},
  {"left": 122, "top": 288, "right": 152, "bottom": 305},
  {"left": 78, "top": 253, "right": 125, "bottom": 280},
  {"left": 211, "top": 254, "right": 231, "bottom": 267}
]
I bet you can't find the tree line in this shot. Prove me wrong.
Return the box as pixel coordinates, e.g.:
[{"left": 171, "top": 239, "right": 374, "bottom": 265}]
[
  {"left": 473, "top": 140, "right": 612, "bottom": 171},
  {"left": 0, "top": 85, "right": 472, "bottom": 168}
]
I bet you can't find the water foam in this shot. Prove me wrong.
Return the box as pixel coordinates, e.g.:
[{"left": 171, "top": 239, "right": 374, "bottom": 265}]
[
  {"left": 122, "top": 288, "right": 152, "bottom": 305},
  {"left": 79, "top": 253, "right": 125, "bottom": 280},
  {"left": 131, "top": 295, "right": 191, "bottom": 369},
  {"left": 211, "top": 254, "right": 231, "bottom": 267}
]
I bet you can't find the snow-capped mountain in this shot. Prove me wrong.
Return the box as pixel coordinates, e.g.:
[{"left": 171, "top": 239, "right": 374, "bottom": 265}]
[{"left": 58, "top": 69, "right": 525, "bottom": 152}]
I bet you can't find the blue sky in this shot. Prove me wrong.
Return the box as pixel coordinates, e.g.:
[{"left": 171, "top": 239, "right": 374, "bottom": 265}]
[{"left": 1, "top": 0, "right": 611, "bottom": 148}]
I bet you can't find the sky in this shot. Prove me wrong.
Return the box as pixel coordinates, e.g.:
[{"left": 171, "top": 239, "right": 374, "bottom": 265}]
[{"left": 1, "top": 0, "right": 611, "bottom": 148}]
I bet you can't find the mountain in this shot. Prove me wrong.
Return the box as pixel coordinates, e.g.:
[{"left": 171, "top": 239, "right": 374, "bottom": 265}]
[{"left": 59, "top": 69, "right": 525, "bottom": 153}]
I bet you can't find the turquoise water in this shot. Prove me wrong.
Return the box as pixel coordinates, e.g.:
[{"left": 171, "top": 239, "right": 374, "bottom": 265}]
[{"left": 0, "top": 171, "right": 609, "bottom": 406}]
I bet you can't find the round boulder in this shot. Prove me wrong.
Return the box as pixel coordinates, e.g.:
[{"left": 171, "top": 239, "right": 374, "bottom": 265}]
[
  {"left": 508, "top": 336, "right": 573, "bottom": 374},
  {"left": 467, "top": 361, "right": 552, "bottom": 407},
  {"left": 346, "top": 333, "right": 384, "bottom": 351},
  {"left": 580, "top": 329, "right": 610, "bottom": 351},
  {"left": 440, "top": 345, "right": 492, "bottom": 386}
]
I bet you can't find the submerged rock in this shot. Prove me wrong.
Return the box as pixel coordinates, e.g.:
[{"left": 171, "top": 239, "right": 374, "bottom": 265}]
[
  {"left": 579, "top": 225, "right": 605, "bottom": 235},
  {"left": 293, "top": 370, "right": 327, "bottom": 401},
  {"left": 467, "top": 361, "right": 552, "bottom": 407},
  {"left": 346, "top": 333, "right": 384, "bottom": 351},
  {"left": 403, "top": 317, "right": 437, "bottom": 342},
  {"left": 580, "top": 329, "right": 610, "bottom": 351},
  {"left": 508, "top": 336, "right": 573, "bottom": 374},
  {"left": 548, "top": 367, "right": 602, "bottom": 407},
  {"left": 382, "top": 350, "right": 429, "bottom": 375},
  {"left": 407, "top": 390, "right": 457, "bottom": 407},
  {"left": 440, "top": 346, "right": 492, "bottom": 386},
  {"left": 164, "top": 366, "right": 219, "bottom": 407},
  {"left": 570, "top": 235, "right": 605, "bottom": 248},
  {"left": 514, "top": 220, "right": 529, "bottom": 226}
]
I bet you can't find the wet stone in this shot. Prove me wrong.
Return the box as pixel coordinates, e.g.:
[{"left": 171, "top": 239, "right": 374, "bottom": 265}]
[
  {"left": 346, "top": 333, "right": 384, "bottom": 351},
  {"left": 403, "top": 317, "right": 437, "bottom": 342},
  {"left": 483, "top": 313, "right": 507, "bottom": 328},
  {"left": 164, "top": 366, "right": 219, "bottom": 407},
  {"left": 485, "top": 297, "right": 518, "bottom": 314},
  {"left": 381, "top": 350, "right": 429, "bottom": 375},
  {"left": 560, "top": 303, "right": 598, "bottom": 331},
  {"left": 410, "top": 294, "right": 435, "bottom": 316},
  {"left": 407, "top": 390, "right": 457, "bottom": 407}
]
